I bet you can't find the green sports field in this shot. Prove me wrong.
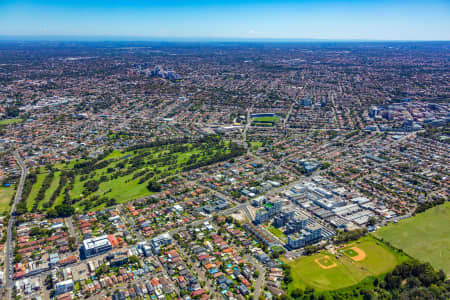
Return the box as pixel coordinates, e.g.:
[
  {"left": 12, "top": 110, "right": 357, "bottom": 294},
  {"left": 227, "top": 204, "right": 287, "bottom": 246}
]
[
  {"left": 375, "top": 201, "right": 450, "bottom": 275},
  {"left": 0, "top": 185, "right": 14, "bottom": 213},
  {"left": 251, "top": 116, "right": 280, "bottom": 127},
  {"left": 282, "top": 236, "right": 409, "bottom": 291},
  {"left": 252, "top": 116, "right": 280, "bottom": 123}
]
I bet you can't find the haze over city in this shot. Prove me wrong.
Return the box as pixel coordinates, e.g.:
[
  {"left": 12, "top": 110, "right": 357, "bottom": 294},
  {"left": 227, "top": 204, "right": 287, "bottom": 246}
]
[{"left": 1, "top": 0, "right": 450, "bottom": 40}]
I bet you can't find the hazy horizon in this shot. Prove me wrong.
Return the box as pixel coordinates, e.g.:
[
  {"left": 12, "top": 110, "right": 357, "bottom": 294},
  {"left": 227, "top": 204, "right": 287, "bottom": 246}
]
[
  {"left": 0, "top": 35, "right": 449, "bottom": 43},
  {"left": 1, "top": 0, "right": 449, "bottom": 41}
]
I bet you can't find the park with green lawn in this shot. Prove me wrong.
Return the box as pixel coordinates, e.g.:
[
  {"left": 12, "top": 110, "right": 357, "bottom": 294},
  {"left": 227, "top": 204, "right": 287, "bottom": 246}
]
[
  {"left": 0, "top": 184, "right": 14, "bottom": 214},
  {"left": 266, "top": 224, "right": 287, "bottom": 242},
  {"left": 249, "top": 140, "right": 263, "bottom": 151},
  {"left": 375, "top": 201, "right": 450, "bottom": 275},
  {"left": 281, "top": 235, "right": 410, "bottom": 292},
  {"left": 22, "top": 135, "right": 244, "bottom": 213},
  {"left": 0, "top": 118, "right": 23, "bottom": 125}
]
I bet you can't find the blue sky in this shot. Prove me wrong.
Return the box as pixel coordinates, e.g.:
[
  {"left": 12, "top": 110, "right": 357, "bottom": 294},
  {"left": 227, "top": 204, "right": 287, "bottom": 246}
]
[{"left": 0, "top": 0, "right": 449, "bottom": 40}]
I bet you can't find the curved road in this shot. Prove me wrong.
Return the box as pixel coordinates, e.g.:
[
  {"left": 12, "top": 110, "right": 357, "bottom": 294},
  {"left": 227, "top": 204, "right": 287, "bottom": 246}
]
[{"left": 4, "top": 151, "right": 27, "bottom": 299}]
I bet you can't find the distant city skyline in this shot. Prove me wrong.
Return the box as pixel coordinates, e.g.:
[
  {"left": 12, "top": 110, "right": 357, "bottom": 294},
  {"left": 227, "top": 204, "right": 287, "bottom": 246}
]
[{"left": 1, "top": 0, "right": 449, "bottom": 41}]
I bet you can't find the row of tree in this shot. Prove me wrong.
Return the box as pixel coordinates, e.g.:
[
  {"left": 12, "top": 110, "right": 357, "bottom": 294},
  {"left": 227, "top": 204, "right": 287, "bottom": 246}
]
[
  {"left": 32, "top": 171, "right": 54, "bottom": 210},
  {"left": 182, "top": 143, "right": 245, "bottom": 172},
  {"left": 415, "top": 198, "right": 446, "bottom": 215}
]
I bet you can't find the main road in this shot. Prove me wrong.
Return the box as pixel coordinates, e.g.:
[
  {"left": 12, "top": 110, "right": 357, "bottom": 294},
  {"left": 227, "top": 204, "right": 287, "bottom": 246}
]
[
  {"left": 4, "top": 151, "right": 27, "bottom": 299},
  {"left": 242, "top": 105, "right": 253, "bottom": 153}
]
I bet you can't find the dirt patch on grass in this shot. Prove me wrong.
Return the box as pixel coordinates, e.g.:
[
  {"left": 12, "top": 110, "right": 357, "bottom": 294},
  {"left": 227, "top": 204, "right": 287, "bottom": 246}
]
[
  {"left": 315, "top": 255, "right": 337, "bottom": 269},
  {"left": 348, "top": 246, "right": 366, "bottom": 261}
]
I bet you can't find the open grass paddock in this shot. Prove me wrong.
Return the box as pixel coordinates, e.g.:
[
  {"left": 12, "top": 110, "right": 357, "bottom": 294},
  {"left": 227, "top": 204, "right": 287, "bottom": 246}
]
[{"left": 375, "top": 201, "right": 450, "bottom": 275}]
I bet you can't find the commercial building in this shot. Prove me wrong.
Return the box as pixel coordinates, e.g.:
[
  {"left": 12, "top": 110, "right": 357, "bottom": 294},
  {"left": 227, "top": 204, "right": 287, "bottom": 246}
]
[
  {"left": 313, "top": 198, "right": 346, "bottom": 210},
  {"left": 298, "top": 159, "right": 321, "bottom": 173},
  {"left": 254, "top": 200, "right": 283, "bottom": 224},
  {"left": 301, "top": 97, "right": 312, "bottom": 107},
  {"left": 287, "top": 224, "right": 322, "bottom": 249},
  {"left": 284, "top": 213, "right": 309, "bottom": 234},
  {"left": 55, "top": 279, "right": 74, "bottom": 295},
  {"left": 81, "top": 235, "right": 113, "bottom": 258},
  {"left": 151, "top": 233, "right": 172, "bottom": 254}
]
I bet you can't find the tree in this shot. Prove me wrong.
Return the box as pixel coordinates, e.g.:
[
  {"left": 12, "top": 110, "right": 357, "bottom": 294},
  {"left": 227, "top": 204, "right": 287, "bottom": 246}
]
[
  {"left": 84, "top": 180, "right": 100, "bottom": 193},
  {"left": 437, "top": 269, "right": 446, "bottom": 281},
  {"left": 360, "top": 289, "right": 375, "bottom": 300},
  {"left": 304, "top": 245, "right": 320, "bottom": 255},
  {"left": 128, "top": 255, "right": 141, "bottom": 267},
  {"left": 283, "top": 273, "right": 293, "bottom": 284},
  {"left": 407, "top": 276, "right": 421, "bottom": 288},
  {"left": 367, "top": 216, "right": 377, "bottom": 226},
  {"left": 320, "top": 162, "right": 332, "bottom": 170},
  {"left": 15, "top": 202, "right": 27, "bottom": 215},
  {"left": 385, "top": 273, "right": 401, "bottom": 290},
  {"left": 291, "top": 288, "right": 304, "bottom": 298},
  {"left": 95, "top": 264, "right": 108, "bottom": 277},
  {"left": 29, "top": 227, "right": 42, "bottom": 236},
  {"left": 335, "top": 228, "right": 367, "bottom": 244},
  {"left": 6, "top": 106, "right": 20, "bottom": 117},
  {"left": 106, "top": 198, "right": 117, "bottom": 207},
  {"left": 46, "top": 208, "right": 58, "bottom": 218},
  {"left": 55, "top": 204, "right": 75, "bottom": 217},
  {"left": 68, "top": 237, "right": 77, "bottom": 251},
  {"left": 14, "top": 253, "right": 22, "bottom": 263},
  {"left": 147, "top": 181, "right": 161, "bottom": 192},
  {"left": 44, "top": 275, "right": 53, "bottom": 289}
]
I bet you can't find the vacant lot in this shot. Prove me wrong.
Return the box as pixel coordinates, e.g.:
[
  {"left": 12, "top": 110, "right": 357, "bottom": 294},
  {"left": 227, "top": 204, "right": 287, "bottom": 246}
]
[
  {"left": 375, "top": 201, "right": 450, "bottom": 275},
  {"left": 282, "top": 236, "right": 409, "bottom": 291}
]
